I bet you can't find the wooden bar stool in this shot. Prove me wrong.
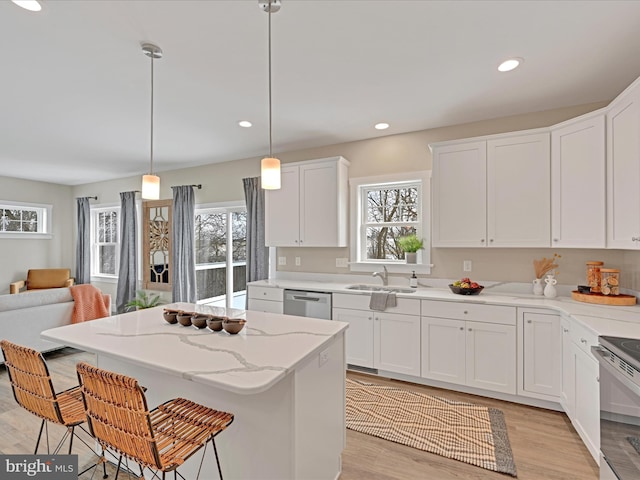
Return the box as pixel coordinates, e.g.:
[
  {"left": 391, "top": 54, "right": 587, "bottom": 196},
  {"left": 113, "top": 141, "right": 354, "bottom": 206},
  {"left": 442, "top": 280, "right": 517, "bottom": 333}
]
[
  {"left": 76, "top": 362, "right": 234, "bottom": 480},
  {"left": 0, "top": 340, "right": 106, "bottom": 478}
]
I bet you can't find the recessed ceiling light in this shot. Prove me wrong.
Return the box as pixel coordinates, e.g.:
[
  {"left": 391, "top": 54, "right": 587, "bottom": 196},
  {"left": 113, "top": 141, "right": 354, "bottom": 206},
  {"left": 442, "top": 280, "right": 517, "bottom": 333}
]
[
  {"left": 375, "top": 123, "right": 390, "bottom": 130},
  {"left": 11, "top": 0, "right": 42, "bottom": 11},
  {"left": 498, "top": 58, "right": 523, "bottom": 72},
  {"left": 238, "top": 121, "right": 252, "bottom": 128}
]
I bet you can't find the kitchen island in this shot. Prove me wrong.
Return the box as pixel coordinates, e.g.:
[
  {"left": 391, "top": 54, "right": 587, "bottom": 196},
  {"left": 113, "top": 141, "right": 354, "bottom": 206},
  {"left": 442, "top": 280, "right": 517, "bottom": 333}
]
[{"left": 42, "top": 303, "right": 348, "bottom": 480}]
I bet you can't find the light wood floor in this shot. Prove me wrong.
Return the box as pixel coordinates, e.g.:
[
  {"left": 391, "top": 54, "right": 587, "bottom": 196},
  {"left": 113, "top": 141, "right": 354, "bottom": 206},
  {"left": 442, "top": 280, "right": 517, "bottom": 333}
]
[{"left": 0, "top": 348, "right": 598, "bottom": 480}]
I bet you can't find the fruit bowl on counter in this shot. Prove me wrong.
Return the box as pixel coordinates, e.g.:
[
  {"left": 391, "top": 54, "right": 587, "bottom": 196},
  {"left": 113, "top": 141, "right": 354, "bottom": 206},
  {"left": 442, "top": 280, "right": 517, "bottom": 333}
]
[{"left": 449, "top": 278, "right": 484, "bottom": 295}]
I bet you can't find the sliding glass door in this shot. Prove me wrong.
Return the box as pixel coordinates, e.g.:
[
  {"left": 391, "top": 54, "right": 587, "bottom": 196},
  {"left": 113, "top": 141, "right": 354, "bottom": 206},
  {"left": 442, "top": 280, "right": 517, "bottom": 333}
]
[{"left": 194, "top": 204, "right": 247, "bottom": 309}]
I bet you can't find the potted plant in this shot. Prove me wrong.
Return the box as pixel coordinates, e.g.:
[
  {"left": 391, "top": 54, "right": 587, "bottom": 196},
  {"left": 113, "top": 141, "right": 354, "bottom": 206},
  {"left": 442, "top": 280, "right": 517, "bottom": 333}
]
[
  {"left": 398, "top": 234, "right": 424, "bottom": 264},
  {"left": 125, "top": 290, "right": 162, "bottom": 312}
]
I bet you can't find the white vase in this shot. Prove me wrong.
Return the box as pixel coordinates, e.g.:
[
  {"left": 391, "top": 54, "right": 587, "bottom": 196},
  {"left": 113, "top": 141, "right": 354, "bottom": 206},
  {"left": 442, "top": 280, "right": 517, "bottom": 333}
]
[
  {"left": 544, "top": 274, "right": 557, "bottom": 298},
  {"left": 533, "top": 278, "right": 544, "bottom": 296}
]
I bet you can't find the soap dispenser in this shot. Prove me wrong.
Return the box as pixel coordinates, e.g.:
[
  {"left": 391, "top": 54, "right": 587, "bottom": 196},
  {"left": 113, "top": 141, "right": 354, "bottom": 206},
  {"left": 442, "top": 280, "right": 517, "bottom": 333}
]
[{"left": 410, "top": 271, "right": 418, "bottom": 288}]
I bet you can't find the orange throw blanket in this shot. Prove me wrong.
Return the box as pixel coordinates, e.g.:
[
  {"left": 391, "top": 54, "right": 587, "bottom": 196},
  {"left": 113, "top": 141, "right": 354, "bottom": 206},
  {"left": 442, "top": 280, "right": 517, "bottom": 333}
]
[{"left": 70, "top": 285, "right": 110, "bottom": 324}]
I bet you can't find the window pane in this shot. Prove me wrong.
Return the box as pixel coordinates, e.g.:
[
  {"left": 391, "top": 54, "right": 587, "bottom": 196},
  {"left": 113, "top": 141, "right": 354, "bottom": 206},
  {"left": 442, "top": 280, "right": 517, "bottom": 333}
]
[
  {"left": 366, "top": 226, "right": 416, "bottom": 260},
  {"left": 99, "top": 245, "right": 116, "bottom": 275},
  {"left": 366, "top": 187, "right": 418, "bottom": 223},
  {"left": 195, "top": 213, "right": 227, "bottom": 264},
  {"left": 232, "top": 211, "right": 247, "bottom": 262},
  {"left": 0, "top": 206, "right": 44, "bottom": 233}
]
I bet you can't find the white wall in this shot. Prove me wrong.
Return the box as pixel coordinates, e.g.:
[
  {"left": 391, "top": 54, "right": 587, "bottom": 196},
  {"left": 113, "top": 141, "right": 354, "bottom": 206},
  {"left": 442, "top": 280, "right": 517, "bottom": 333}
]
[{"left": 0, "top": 176, "right": 73, "bottom": 294}]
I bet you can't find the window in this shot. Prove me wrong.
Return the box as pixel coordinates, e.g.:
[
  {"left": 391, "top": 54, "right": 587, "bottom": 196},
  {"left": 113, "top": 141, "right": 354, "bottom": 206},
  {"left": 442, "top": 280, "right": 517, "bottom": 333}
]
[
  {"left": 194, "top": 203, "right": 247, "bottom": 309},
  {"left": 0, "top": 201, "right": 51, "bottom": 237},
  {"left": 91, "top": 206, "right": 120, "bottom": 278},
  {"left": 350, "top": 172, "right": 431, "bottom": 273}
]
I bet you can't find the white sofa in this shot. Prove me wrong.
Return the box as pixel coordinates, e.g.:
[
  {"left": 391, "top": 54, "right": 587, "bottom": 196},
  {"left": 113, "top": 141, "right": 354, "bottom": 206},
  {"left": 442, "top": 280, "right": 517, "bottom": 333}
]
[{"left": 0, "top": 287, "right": 111, "bottom": 363}]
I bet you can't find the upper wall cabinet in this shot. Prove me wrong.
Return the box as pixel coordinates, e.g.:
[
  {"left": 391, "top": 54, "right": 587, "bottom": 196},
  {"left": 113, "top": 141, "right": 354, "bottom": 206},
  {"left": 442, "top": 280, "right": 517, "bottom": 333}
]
[
  {"left": 265, "top": 156, "right": 350, "bottom": 247},
  {"left": 432, "top": 132, "right": 550, "bottom": 247},
  {"left": 607, "top": 81, "right": 640, "bottom": 249},
  {"left": 551, "top": 113, "right": 606, "bottom": 248}
]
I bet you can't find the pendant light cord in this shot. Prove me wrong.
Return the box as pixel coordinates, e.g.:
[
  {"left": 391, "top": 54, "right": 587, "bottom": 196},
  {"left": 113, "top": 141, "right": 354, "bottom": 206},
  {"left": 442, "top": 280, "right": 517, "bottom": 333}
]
[
  {"left": 268, "top": 0, "right": 273, "bottom": 158},
  {"left": 150, "top": 53, "right": 155, "bottom": 175}
]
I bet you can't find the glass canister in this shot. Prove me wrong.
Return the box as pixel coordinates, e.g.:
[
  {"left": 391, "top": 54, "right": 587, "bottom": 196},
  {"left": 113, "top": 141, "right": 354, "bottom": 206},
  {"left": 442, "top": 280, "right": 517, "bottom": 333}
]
[
  {"left": 586, "top": 261, "right": 604, "bottom": 293},
  {"left": 600, "top": 268, "right": 620, "bottom": 296}
]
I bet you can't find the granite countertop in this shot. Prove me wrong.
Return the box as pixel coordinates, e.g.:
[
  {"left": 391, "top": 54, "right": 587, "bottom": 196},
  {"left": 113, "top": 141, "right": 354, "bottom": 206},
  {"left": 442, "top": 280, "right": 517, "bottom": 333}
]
[
  {"left": 41, "top": 302, "right": 348, "bottom": 395},
  {"left": 249, "top": 279, "right": 640, "bottom": 339}
]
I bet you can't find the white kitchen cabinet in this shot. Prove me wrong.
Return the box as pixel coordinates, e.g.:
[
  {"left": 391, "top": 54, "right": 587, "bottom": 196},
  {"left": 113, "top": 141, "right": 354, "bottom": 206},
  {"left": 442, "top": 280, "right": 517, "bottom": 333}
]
[
  {"left": 265, "top": 156, "right": 349, "bottom": 247},
  {"left": 518, "top": 310, "right": 562, "bottom": 400},
  {"left": 607, "top": 81, "right": 640, "bottom": 249},
  {"left": 432, "top": 141, "right": 487, "bottom": 247},
  {"left": 563, "top": 317, "right": 600, "bottom": 464},
  {"left": 421, "top": 316, "right": 466, "bottom": 385},
  {"left": 420, "top": 300, "right": 517, "bottom": 395},
  {"left": 333, "top": 307, "right": 374, "bottom": 368},
  {"left": 551, "top": 113, "right": 606, "bottom": 248},
  {"left": 247, "top": 285, "right": 284, "bottom": 313},
  {"left": 375, "top": 312, "right": 421, "bottom": 376},
  {"left": 332, "top": 293, "right": 421, "bottom": 375},
  {"left": 560, "top": 317, "right": 574, "bottom": 416},
  {"left": 486, "top": 132, "right": 550, "bottom": 247},
  {"left": 431, "top": 131, "right": 550, "bottom": 247}
]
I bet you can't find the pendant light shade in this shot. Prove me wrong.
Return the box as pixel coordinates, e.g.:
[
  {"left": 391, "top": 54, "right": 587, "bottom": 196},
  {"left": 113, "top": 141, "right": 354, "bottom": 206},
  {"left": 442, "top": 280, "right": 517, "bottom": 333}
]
[
  {"left": 261, "top": 157, "right": 281, "bottom": 190},
  {"left": 141, "top": 174, "right": 160, "bottom": 199},
  {"left": 260, "top": 0, "right": 281, "bottom": 190},
  {"left": 141, "top": 42, "right": 163, "bottom": 200}
]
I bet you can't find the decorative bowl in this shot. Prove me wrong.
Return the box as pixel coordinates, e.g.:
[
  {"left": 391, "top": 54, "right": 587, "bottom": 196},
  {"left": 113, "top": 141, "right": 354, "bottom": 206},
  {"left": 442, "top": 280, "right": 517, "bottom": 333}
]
[
  {"left": 163, "top": 310, "right": 178, "bottom": 324},
  {"left": 191, "top": 314, "right": 210, "bottom": 329},
  {"left": 206, "top": 315, "right": 227, "bottom": 332},
  {"left": 177, "top": 311, "right": 194, "bottom": 326},
  {"left": 222, "top": 318, "right": 246, "bottom": 335},
  {"left": 577, "top": 285, "right": 592, "bottom": 294},
  {"left": 449, "top": 284, "right": 484, "bottom": 296}
]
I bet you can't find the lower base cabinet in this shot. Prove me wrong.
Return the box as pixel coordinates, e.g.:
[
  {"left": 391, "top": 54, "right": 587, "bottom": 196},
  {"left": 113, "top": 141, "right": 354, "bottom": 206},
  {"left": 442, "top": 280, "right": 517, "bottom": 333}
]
[
  {"left": 421, "top": 316, "right": 516, "bottom": 395},
  {"left": 332, "top": 305, "right": 420, "bottom": 376},
  {"left": 572, "top": 343, "right": 600, "bottom": 462},
  {"left": 247, "top": 286, "right": 283, "bottom": 313}
]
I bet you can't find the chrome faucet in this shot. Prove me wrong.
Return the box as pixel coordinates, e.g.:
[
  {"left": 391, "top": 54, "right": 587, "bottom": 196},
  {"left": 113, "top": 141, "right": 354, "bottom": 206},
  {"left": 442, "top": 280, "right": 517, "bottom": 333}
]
[{"left": 372, "top": 266, "right": 388, "bottom": 286}]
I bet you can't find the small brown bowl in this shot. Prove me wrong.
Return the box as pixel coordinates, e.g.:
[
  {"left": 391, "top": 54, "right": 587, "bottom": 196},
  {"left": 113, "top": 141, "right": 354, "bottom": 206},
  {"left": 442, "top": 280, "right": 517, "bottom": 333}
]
[
  {"left": 177, "top": 312, "right": 194, "bottom": 327},
  {"left": 163, "top": 311, "right": 178, "bottom": 324},
  {"left": 191, "top": 314, "right": 209, "bottom": 329},
  {"left": 206, "top": 315, "right": 227, "bottom": 332},
  {"left": 222, "top": 318, "right": 246, "bottom": 335}
]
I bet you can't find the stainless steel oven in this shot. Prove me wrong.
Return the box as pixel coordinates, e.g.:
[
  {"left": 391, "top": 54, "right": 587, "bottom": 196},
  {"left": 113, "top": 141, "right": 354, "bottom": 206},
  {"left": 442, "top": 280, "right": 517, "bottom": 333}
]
[{"left": 593, "top": 337, "right": 640, "bottom": 480}]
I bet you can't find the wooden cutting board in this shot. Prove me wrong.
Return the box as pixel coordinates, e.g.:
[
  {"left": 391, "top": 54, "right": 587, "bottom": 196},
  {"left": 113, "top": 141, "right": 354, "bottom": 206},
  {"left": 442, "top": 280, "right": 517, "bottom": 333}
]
[{"left": 571, "top": 290, "right": 636, "bottom": 306}]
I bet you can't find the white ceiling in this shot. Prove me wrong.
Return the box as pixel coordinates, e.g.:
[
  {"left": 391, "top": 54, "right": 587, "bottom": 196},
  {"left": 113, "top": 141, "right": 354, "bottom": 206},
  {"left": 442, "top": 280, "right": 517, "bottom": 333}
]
[{"left": 2, "top": 0, "right": 640, "bottom": 186}]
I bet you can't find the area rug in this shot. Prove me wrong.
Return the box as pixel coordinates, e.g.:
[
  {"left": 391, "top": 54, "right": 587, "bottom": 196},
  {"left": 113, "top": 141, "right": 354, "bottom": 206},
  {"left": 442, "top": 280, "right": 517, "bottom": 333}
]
[{"left": 345, "top": 378, "right": 517, "bottom": 477}]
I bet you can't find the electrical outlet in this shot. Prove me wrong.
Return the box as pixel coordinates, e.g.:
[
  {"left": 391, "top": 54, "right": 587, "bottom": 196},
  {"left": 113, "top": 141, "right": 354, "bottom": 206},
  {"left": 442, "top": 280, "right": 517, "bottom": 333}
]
[
  {"left": 295, "top": 257, "right": 301, "bottom": 266},
  {"left": 319, "top": 349, "right": 329, "bottom": 367},
  {"left": 463, "top": 260, "right": 472, "bottom": 272},
  {"left": 336, "top": 258, "right": 349, "bottom": 268},
  {"left": 278, "top": 256, "right": 287, "bottom": 266}
]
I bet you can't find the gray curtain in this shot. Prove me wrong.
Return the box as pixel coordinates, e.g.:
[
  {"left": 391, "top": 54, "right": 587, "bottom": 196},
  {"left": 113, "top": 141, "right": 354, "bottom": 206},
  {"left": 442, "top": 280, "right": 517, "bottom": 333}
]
[
  {"left": 172, "top": 185, "right": 197, "bottom": 303},
  {"left": 243, "top": 177, "right": 269, "bottom": 291},
  {"left": 115, "top": 192, "right": 138, "bottom": 313},
  {"left": 75, "top": 197, "right": 91, "bottom": 284}
]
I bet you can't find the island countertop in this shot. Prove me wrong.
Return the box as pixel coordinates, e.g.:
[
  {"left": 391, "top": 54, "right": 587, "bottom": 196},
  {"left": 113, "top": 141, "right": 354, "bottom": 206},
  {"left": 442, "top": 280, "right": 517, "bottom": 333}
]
[{"left": 41, "top": 302, "right": 348, "bottom": 395}]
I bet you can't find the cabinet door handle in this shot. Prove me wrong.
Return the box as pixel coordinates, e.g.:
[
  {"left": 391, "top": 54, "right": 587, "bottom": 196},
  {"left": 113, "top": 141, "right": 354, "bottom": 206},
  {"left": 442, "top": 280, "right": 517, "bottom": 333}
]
[
  {"left": 368, "top": 317, "right": 372, "bottom": 320},
  {"left": 553, "top": 238, "right": 558, "bottom": 242},
  {"left": 459, "top": 327, "right": 464, "bottom": 331},
  {"left": 489, "top": 239, "right": 494, "bottom": 243},
  {"left": 563, "top": 328, "right": 569, "bottom": 333},
  {"left": 632, "top": 236, "right": 638, "bottom": 241},
  {"left": 580, "top": 338, "right": 587, "bottom": 344},
  {"left": 468, "top": 328, "right": 472, "bottom": 332},
  {"left": 463, "top": 310, "right": 468, "bottom": 314},
  {"left": 527, "top": 319, "right": 532, "bottom": 323},
  {"left": 480, "top": 239, "right": 485, "bottom": 243}
]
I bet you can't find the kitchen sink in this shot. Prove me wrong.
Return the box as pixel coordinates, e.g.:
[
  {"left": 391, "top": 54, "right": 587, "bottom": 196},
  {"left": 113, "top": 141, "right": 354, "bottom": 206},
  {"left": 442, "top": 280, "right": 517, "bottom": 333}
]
[{"left": 345, "top": 284, "right": 416, "bottom": 294}]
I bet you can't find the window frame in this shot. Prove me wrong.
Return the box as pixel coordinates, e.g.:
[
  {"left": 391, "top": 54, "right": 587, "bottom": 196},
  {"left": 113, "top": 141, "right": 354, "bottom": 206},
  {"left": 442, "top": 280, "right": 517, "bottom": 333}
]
[
  {"left": 0, "top": 200, "right": 52, "bottom": 238},
  {"left": 349, "top": 171, "right": 431, "bottom": 274},
  {"left": 90, "top": 204, "right": 120, "bottom": 281}
]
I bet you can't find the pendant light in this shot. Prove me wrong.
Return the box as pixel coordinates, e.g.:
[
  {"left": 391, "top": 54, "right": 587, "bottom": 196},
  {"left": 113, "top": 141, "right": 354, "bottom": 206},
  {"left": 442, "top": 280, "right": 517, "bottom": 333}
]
[
  {"left": 260, "top": 0, "right": 281, "bottom": 190},
  {"left": 141, "top": 43, "right": 163, "bottom": 200}
]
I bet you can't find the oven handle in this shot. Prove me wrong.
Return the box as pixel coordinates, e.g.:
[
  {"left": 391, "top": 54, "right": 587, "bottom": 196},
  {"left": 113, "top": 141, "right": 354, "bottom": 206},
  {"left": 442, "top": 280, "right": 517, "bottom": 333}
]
[{"left": 592, "top": 345, "right": 640, "bottom": 398}]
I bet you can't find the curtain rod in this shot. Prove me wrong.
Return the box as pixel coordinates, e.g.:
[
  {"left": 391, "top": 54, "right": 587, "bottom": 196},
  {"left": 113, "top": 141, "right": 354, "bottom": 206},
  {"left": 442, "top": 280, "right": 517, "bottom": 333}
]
[
  {"left": 171, "top": 184, "right": 202, "bottom": 189},
  {"left": 76, "top": 196, "right": 98, "bottom": 200}
]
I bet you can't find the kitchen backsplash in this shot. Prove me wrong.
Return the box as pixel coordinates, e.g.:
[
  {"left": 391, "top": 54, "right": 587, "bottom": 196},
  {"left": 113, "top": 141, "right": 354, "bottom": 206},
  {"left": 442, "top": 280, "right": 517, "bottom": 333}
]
[{"left": 275, "top": 246, "right": 640, "bottom": 293}]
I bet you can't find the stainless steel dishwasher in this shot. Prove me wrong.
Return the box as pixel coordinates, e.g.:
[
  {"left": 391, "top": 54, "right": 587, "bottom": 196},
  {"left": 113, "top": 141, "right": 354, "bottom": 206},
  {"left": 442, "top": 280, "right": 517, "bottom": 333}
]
[{"left": 283, "top": 289, "right": 332, "bottom": 320}]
